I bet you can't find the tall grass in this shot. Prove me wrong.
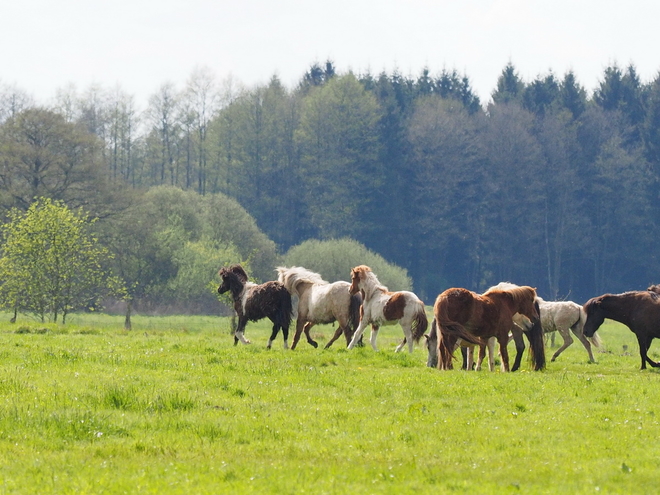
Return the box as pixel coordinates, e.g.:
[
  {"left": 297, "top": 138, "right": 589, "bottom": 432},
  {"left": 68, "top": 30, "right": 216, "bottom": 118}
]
[{"left": 0, "top": 311, "right": 658, "bottom": 493}]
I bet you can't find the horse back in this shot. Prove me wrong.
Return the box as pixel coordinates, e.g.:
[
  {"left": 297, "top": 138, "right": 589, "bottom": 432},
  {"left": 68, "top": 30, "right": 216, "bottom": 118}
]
[
  {"left": 435, "top": 288, "right": 482, "bottom": 329},
  {"left": 243, "top": 281, "right": 292, "bottom": 322},
  {"left": 301, "top": 281, "right": 352, "bottom": 324}
]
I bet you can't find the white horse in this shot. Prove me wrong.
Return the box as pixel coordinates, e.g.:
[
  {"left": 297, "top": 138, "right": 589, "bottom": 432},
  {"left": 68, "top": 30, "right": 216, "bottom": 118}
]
[
  {"left": 537, "top": 297, "right": 601, "bottom": 362},
  {"left": 276, "top": 266, "right": 362, "bottom": 350},
  {"left": 491, "top": 282, "right": 600, "bottom": 363},
  {"left": 347, "top": 265, "right": 428, "bottom": 353}
]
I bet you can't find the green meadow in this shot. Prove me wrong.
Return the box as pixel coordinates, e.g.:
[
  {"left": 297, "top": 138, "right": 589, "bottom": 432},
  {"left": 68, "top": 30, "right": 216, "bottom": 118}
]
[{"left": 0, "top": 312, "right": 658, "bottom": 494}]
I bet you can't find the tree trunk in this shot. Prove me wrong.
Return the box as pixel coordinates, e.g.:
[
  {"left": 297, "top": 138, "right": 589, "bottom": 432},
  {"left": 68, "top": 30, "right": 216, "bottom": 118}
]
[{"left": 124, "top": 300, "right": 133, "bottom": 330}]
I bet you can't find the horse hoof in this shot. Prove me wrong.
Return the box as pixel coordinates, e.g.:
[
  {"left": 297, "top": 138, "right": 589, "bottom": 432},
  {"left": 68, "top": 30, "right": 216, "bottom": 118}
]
[{"left": 310, "top": 341, "right": 319, "bottom": 349}]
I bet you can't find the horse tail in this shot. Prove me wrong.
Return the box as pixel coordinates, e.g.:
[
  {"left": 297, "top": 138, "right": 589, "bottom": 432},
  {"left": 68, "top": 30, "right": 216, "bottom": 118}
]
[
  {"left": 526, "top": 302, "right": 546, "bottom": 371},
  {"left": 437, "top": 320, "right": 482, "bottom": 346},
  {"left": 411, "top": 302, "right": 428, "bottom": 343},
  {"left": 279, "top": 287, "right": 294, "bottom": 329},
  {"left": 348, "top": 291, "right": 363, "bottom": 333},
  {"left": 574, "top": 305, "right": 601, "bottom": 348}
]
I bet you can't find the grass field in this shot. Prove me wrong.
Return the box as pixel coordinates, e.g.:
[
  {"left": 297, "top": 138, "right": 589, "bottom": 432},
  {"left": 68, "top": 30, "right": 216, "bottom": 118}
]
[{"left": 0, "top": 311, "right": 659, "bottom": 494}]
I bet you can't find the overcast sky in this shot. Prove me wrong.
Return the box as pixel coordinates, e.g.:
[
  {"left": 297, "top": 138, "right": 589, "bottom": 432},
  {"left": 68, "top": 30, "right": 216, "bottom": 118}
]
[{"left": 2, "top": 0, "right": 659, "bottom": 108}]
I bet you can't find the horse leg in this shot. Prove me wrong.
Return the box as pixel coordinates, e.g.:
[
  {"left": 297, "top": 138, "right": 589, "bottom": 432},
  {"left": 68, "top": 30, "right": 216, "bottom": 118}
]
[
  {"left": 498, "top": 334, "right": 511, "bottom": 372},
  {"left": 510, "top": 327, "right": 525, "bottom": 372},
  {"left": 324, "top": 325, "right": 345, "bottom": 349},
  {"left": 266, "top": 324, "right": 278, "bottom": 350},
  {"left": 459, "top": 346, "right": 468, "bottom": 370},
  {"left": 488, "top": 337, "right": 496, "bottom": 371},
  {"left": 369, "top": 324, "right": 380, "bottom": 351},
  {"left": 466, "top": 346, "right": 475, "bottom": 371},
  {"left": 282, "top": 321, "right": 290, "bottom": 350},
  {"left": 290, "top": 318, "right": 307, "bottom": 350},
  {"left": 572, "top": 328, "right": 595, "bottom": 362},
  {"left": 639, "top": 334, "right": 660, "bottom": 369},
  {"left": 234, "top": 317, "right": 251, "bottom": 345},
  {"left": 396, "top": 325, "right": 414, "bottom": 353},
  {"left": 303, "top": 322, "right": 318, "bottom": 348},
  {"left": 347, "top": 319, "right": 368, "bottom": 350},
  {"left": 476, "top": 344, "right": 486, "bottom": 371},
  {"left": 551, "top": 328, "right": 573, "bottom": 362}
]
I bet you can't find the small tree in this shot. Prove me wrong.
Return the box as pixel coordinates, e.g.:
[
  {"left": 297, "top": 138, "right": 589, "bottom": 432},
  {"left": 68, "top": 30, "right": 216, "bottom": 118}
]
[{"left": 0, "top": 198, "right": 121, "bottom": 323}]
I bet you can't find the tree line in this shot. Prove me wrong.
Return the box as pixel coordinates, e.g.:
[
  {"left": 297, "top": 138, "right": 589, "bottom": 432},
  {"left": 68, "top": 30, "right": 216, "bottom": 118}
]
[{"left": 1, "top": 60, "right": 660, "bottom": 305}]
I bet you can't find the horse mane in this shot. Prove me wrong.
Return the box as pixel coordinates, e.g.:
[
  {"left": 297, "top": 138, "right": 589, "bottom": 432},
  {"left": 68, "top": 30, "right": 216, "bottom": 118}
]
[
  {"left": 220, "top": 264, "right": 249, "bottom": 284},
  {"left": 276, "top": 266, "right": 327, "bottom": 295},
  {"left": 353, "top": 265, "right": 388, "bottom": 293}
]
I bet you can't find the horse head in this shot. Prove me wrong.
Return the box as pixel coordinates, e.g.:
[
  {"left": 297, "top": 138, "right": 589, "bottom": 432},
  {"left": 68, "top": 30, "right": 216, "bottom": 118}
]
[
  {"left": 218, "top": 265, "right": 246, "bottom": 297},
  {"left": 582, "top": 296, "right": 606, "bottom": 338},
  {"left": 349, "top": 265, "right": 371, "bottom": 295},
  {"left": 425, "top": 319, "right": 438, "bottom": 368},
  {"left": 515, "top": 286, "right": 540, "bottom": 323}
]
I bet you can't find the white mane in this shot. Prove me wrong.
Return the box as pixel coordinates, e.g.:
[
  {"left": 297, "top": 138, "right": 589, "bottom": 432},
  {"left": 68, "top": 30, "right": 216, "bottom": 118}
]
[{"left": 276, "top": 266, "right": 328, "bottom": 296}]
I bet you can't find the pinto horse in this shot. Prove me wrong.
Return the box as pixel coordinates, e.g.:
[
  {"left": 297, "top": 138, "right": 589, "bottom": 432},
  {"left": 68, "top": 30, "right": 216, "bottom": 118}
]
[
  {"left": 276, "top": 266, "right": 362, "bottom": 350},
  {"left": 218, "top": 264, "right": 293, "bottom": 349},
  {"left": 433, "top": 285, "right": 544, "bottom": 372},
  {"left": 346, "top": 265, "right": 428, "bottom": 353},
  {"left": 583, "top": 291, "right": 660, "bottom": 370}
]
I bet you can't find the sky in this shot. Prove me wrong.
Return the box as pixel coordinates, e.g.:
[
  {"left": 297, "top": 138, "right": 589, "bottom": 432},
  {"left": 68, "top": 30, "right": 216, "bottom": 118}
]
[{"left": 1, "top": 0, "right": 659, "bottom": 108}]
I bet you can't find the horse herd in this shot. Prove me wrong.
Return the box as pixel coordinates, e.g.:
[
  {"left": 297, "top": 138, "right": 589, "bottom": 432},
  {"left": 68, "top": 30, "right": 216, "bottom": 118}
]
[{"left": 217, "top": 264, "right": 660, "bottom": 371}]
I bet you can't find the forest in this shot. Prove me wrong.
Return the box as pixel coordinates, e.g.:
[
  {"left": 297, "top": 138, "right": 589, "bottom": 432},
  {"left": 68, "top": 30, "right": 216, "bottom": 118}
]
[{"left": 1, "top": 60, "right": 660, "bottom": 307}]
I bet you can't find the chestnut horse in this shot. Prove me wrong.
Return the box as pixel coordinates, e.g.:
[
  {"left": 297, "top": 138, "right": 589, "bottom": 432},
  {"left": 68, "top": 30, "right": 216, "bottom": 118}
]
[
  {"left": 583, "top": 291, "right": 660, "bottom": 370},
  {"left": 218, "top": 265, "right": 292, "bottom": 349},
  {"left": 433, "top": 285, "right": 544, "bottom": 371},
  {"left": 276, "top": 266, "right": 362, "bottom": 350},
  {"left": 346, "top": 265, "right": 428, "bottom": 353}
]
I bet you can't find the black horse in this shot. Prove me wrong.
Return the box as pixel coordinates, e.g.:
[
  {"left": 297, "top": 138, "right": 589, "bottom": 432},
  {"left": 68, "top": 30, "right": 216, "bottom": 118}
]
[
  {"left": 583, "top": 291, "right": 660, "bottom": 370},
  {"left": 218, "top": 265, "right": 293, "bottom": 349}
]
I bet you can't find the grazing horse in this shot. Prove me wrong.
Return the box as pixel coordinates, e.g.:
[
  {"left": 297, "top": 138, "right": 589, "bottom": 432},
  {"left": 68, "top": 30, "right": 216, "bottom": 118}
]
[
  {"left": 217, "top": 264, "right": 292, "bottom": 349},
  {"left": 583, "top": 291, "right": 660, "bottom": 370},
  {"left": 434, "top": 285, "right": 544, "bottom": 372},
  {"left": 346, "top": 265, "right": 428, "bottom": 353},
  {"left": 276, "top": 266, "right": 362, "bottom": 350}
]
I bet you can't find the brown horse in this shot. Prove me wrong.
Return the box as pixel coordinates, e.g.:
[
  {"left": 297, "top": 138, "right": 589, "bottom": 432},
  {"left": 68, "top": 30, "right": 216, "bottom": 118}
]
[
  {"left": 583, "top": 291, "right": 660, "bottom": 370},
  {"left": 218, "top": 265, "right": 293, "bottom": 349},
  {"left": 347, "top": 265, "right": 428, "bottom": 353},
  {"left": 433, "top": 285, "right": 544, "bottom": 371}
]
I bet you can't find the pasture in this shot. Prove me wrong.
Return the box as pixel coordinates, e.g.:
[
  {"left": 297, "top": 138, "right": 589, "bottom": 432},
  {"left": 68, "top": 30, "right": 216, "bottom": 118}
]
[{"left": 0, "top": 312, "right": 658, "bottom": 494}]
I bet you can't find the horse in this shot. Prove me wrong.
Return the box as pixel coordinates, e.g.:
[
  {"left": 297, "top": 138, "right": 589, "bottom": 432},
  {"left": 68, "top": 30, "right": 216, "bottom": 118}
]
[
  {"left": 583, "top": 291, "right": 660, "bottom": 370},
  {"left": 276, "top": 266, "right": 362, "bottom": 350},
  {"left": 346, "top": 265, "right": 428, "bottom": 353},
  {"left": 433, "top": 285, "right": 544, "bottom": 372},
  {"left": 217, "top": 264, "right": 293, "bottom": 349},
  {"left": 537, "top": 297, "right": 601, "bottom": 362}
]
